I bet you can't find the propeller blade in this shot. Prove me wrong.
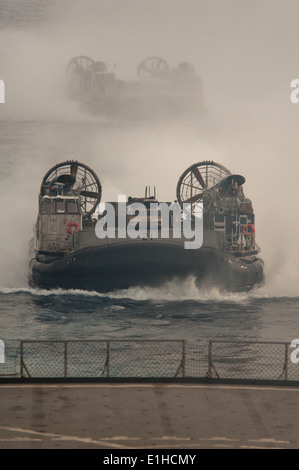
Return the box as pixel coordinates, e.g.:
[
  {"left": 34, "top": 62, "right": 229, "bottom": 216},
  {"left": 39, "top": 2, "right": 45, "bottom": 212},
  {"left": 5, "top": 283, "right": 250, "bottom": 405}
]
[
  {"left": 70, "top": 164, "right": 78, "bottom": 178},
  {"left": 142, "top": 65, "right": 153, "bottom": 75},
  {"left": 192, "top": 167, "right": 206, "bottom": 189},
  {"left": 80, "top": 190, "right": 98, "bottom": 199},
  {"left": 183, "top": 193, "right": 203, "bottom": 204}
]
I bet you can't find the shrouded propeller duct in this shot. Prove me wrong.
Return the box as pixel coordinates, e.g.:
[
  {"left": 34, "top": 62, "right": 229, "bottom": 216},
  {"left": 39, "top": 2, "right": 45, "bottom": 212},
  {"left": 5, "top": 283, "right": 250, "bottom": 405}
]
[
  {"left": 137, "top": 56, "right": 170, "bottom": 79},
  {"left": 40, "top": 160, "right": 102, "bottom": 218},
  {"left": 66, "top": 56, "right": 95, "bottom": 78},
  {"left": 176, "top": 161, "right": 231, "bottom": 215}
]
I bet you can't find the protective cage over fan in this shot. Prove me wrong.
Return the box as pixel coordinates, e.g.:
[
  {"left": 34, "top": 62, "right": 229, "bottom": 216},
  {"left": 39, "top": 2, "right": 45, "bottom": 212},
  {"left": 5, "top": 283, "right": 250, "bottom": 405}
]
[
  {"left": 137, "top": 56, "right": 170, "bottom": 79},
  {"left": 40, "top": 161, "right": 102, "bottom": 218},
  {"left": 66, "top": 56, "right": 95, "bottom": 77},
  {"left": 176, "top": 161, "right": 231, "bottom": 216}
]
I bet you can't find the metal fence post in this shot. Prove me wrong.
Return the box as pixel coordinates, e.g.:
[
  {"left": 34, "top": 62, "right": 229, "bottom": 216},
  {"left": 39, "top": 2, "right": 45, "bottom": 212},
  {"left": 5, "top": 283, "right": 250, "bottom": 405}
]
[
  {"left": 182, "top": 340, "right": 186, "bottom": 377},
  {"left": 64, "top": 341, "right": 68, "bottom": 378},
  {"left": 285, "top": 343, "right": 288, "bottom": 381},
  {"left": 20, "top": 341, "right": 23, "bottom": 377},
  {"left": 208, "top": 340, "right": 213, "bottom": 377},
  {"left": 107, "top": 341, "right": 110, "bottom": 377}
]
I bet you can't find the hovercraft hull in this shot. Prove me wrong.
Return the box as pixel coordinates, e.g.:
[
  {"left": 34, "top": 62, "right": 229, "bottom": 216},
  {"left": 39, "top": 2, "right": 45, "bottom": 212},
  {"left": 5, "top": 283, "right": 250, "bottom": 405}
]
[{"left": 29, "top": 239, "right": 264, "bottom": 293}]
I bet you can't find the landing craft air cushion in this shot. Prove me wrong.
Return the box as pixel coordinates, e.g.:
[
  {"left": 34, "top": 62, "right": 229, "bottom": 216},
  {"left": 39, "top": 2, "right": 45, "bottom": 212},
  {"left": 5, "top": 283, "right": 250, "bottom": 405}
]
[
  {"left": 28, "top": 160, "right": 264, "bottom": 292},
  {"left": 66, "top": 55, "right": 203, "bottom": 118}
]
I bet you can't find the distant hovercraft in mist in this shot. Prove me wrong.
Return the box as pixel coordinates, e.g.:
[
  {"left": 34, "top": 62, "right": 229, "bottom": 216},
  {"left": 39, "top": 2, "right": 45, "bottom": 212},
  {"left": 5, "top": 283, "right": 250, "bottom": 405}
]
[
  {"left": 66, "top": 55, "right": 204, "bottom": 118},
  {"left": 28, "top": 160, "right": 264, "bottom": 293}
]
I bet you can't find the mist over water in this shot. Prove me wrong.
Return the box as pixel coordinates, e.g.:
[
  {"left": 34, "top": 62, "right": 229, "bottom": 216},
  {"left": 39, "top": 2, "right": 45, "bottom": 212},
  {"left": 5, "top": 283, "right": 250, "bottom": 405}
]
[{"left": 0, "top": 0, "right": 299, "bottom": 300}]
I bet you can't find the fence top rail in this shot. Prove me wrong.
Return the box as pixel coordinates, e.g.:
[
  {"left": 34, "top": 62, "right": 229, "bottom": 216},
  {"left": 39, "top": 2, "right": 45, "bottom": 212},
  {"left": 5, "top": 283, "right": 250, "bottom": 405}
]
[
  {"left": 209, "top": 339, "right": 291, "bottom": 346},
  {"left": 20, "top": 339, "right": 186, "bottom": 345}
]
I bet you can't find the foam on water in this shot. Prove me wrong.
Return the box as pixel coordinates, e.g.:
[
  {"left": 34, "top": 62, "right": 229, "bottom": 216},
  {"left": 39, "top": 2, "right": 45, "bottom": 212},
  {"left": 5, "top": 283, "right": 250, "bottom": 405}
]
[{"left": 0, "top": 277, "right": 291, "bottom": 304}]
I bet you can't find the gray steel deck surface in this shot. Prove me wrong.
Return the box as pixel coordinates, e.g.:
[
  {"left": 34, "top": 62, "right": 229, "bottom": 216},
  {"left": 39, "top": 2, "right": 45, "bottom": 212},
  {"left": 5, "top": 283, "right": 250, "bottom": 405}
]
[{"left": 0, "top": 382, "right": 299, "bottom": 449}]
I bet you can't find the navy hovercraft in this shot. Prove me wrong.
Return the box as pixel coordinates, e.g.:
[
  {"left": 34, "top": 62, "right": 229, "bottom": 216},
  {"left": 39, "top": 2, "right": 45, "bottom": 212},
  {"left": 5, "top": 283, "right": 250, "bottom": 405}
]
[{"left": 29, "top": 160, "right": 264, "bottom": 292}]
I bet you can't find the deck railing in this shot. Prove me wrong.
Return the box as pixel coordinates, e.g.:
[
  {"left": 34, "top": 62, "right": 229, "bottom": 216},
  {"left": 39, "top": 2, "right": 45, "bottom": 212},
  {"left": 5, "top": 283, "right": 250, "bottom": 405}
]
[
  {"left": 207, "top": 340, "right": 299, "bottom": 381},
  {"left": 19, "top": 339, "right": 188, "bottom": 379},
  {"left": 0, "top": 339, "right": 298, "bottom": 381}
]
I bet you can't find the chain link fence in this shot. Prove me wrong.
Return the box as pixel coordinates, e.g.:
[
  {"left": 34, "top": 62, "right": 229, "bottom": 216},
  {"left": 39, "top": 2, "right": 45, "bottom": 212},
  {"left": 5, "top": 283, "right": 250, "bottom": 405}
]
[
  {"left": 0, "top": 341, "right": 20, "bottom": 378},
  {"left": 208, "top": 340, "right": 299, "bottom": 381},
  {"left": 0, "top": 339, "right": 299, "bottom": 381},
  {"left": 20, "top": 340, "right": 188, "bottom": 378}
]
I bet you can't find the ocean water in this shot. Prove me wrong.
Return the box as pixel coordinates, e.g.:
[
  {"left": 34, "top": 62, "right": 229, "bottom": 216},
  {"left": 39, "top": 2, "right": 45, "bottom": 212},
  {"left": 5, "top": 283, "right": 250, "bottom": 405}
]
[{"left": 1, "top": 0, "right": 299, "bottom": 358}]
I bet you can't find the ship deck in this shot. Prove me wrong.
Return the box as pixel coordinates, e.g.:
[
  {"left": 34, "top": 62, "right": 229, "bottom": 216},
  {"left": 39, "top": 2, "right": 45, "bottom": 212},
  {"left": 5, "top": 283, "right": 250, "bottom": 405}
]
[{"left": 1, "top": 380, "right": 299, "bottom": 449}]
